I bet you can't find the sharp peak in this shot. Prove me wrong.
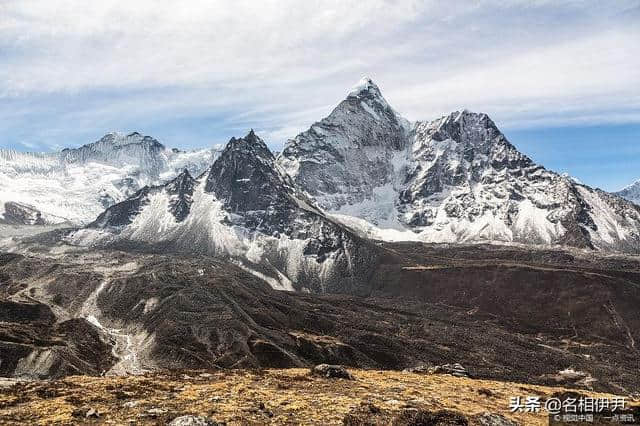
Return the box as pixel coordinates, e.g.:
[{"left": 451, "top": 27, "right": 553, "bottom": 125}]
[
  {"left": 228, "top": 129, "right": 263, "bottom": 144},
  {"left": 244, "top": 128, "right": 259, "bottom": 141},
  {"left": 175, "top": 168, "right": 193, "bottom": 179},
  {"left": 347, "top": 76, "right": 383, "bottom": 98},
  {"left": 223, "top": 130, "right": 272, "bottom": 156}
]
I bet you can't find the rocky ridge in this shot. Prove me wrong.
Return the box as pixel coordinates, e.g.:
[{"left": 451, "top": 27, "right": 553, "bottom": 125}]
[
  {"left": 71, "top": 131, "right": 381, "bottom": 294},
  {"left": 277, "top": 79, "right": 640, "bottom": 253}
]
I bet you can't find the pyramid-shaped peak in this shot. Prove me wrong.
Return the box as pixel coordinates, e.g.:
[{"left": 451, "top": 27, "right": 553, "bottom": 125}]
[
  {"left": 166, "top": 167, "right": 195, "bottom": 191},
  {"left": 174, "top": 168, "right": 193, "bottom": 180},
  {"left": 217, "top": 131, "right": 275, "bottom": 168},
  {"left": 226, "top": 130, "right": 268, "bottom": 149},
  {"left": 244, "top": 129, "right": 260, "bottom": 142},
  {"left": 348, "top": 76, "right": 382, "bottom": 98}
]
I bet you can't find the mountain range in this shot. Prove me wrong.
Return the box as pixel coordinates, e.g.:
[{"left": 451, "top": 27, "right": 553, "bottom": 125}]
[
  {"left": 3, "top": 77, "right": 640, "bottom": 256},
  {"left": 69, "top": 131, "right": 379, "bottom": 294},
  {"left": 0, "top": 132, "right": 218, "bottom": 226},
  {"left": 2, "top": 78, "right": 640, "bottom": 394}
]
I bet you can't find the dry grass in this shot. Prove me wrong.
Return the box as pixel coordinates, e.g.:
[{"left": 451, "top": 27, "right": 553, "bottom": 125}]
[{"left": 0, "top": 369, "right": 631, "bottom": 425}]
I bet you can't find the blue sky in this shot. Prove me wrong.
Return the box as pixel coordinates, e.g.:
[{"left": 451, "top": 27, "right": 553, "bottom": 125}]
[
  {"left": 1, "top": 0, "right": 638, "bottom": 191},
  {"left": 506, "top": 124, "right": 640, "bottom": 191}
]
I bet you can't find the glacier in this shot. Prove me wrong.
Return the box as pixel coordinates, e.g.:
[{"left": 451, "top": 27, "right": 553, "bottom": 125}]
[{"left": 0, "top": 132, "right": 220, "bottom": 225}]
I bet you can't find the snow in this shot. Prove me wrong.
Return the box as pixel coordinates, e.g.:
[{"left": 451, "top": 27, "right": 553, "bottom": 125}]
[
  {"left": 279, "top": 103, "right": 640, "bottom": 252},
  {"left": 577, "top": 186, "right": 629, "bottom": 246},
  {"left": 0, "top": 134, "right": 219, "bottom": 225},
  {"left": 615, "top": 179, "right": 640, "bottom": 205},
  {"left": 234, "top": 261, "right": 295, "bottom": 292},
  {"left": 348, "top": 76, "right": 376, "bottom": 97},
  {"left": 67, "top": 176, "right": 343, "bottom": 293},
  {"left": 514, "top": 199, "right": 565, "bottom": 243},
  {"left": 360, "top": 101, "right": 380, "bottom": 120}
]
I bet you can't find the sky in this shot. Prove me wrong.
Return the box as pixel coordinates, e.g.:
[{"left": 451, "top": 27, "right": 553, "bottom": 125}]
[{"left": 0, "top": 0, "right": 638, "bottom": 191}]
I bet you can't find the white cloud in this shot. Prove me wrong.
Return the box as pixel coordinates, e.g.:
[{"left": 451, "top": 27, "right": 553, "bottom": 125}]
[{"left": 0, "top": 0, "right": 638, "bottom": 150}]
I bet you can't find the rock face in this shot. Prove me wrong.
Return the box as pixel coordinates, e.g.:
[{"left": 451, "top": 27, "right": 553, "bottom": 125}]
[
  {"left": 1, "top": 202, "right": 45, "bottom": 225},
  {"left": 278, "top": 77, "right": 410, "bottom": 214},
  {"left": 0, "top": 132, "right": 219, "bottom": 225},
  {"left": 59, "top": 132, "right": 168, "bottom": 173},
  {"left": 278, "top": 80, "right": 640, "bottom": 254},
  {"left": 90, "top": 169, "right": 197, "bottom": 227},
  {"left": 73, "top": 131, "right": 381, "bottom": 294}
]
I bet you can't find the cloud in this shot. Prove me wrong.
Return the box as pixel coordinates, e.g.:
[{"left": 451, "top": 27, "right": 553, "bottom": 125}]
[{"left": 0, "top": 0, "right": 638, "bottom": 151}]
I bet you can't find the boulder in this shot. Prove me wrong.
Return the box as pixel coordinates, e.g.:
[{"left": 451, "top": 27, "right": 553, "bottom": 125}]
[
  {"left": 310, "top": 364, "right": 354, "bottom": 380},
  {"left": 169, "top": 415, "right": 220, "bottom": 426},
  {"left": 405, "top": 363, "right": 470, "bottom": 378}
]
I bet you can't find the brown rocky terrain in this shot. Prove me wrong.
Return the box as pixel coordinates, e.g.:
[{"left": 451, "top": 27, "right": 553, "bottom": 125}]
[
  {"left": 1, "top": 368, "right": 637, "bottom": 425},
  {"left": 1, "top": 241, "right": 640, "bottom": 394}
]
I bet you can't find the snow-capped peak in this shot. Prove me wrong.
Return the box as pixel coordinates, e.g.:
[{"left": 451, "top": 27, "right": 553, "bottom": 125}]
[
  {"left": 1, "top": 131, "right": 219, "bottom": 226},
  {"left": 614, "top": 179, "right": 640, "bottom": 205},
  {"left": 80, "top": 132, "right": 165, "bottom": 151},
  {"left": 348, "top": 76, "right": 381, "bottom": 97}
]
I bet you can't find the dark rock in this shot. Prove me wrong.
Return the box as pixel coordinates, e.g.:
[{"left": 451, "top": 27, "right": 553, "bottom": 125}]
[
  {"left": 310, "top": 364, "right": 354, "bottom": 380},
  {"left": 2, "top": 201, "right": 44, "bottom": 225},
  {"left": 168, "top": 415, "right": 220, "bottom": 426},
  {"left": 470, "top": 413, "right": 519, "bottom": 426},
  {"left": 392, "top": 409, "right": 469, "bottom": 425},
  {"left": 406, "top": 363, "right": 469, "bottom": 378},
  {"left": 165, "top": 170, "right": 196, "bottom": 222}
]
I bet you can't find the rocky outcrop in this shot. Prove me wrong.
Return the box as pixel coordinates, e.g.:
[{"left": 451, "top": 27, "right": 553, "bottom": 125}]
[
  {"left": 310, "top": 364, "right": 354, "bottom": 380},
  {"left": 1, "top": 202, "right": 45, "bottom": 225}
]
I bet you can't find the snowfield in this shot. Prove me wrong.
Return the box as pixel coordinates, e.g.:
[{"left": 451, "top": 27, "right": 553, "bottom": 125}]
[{"left": 0, "top": 132, "right": 219, "bottom": 226}]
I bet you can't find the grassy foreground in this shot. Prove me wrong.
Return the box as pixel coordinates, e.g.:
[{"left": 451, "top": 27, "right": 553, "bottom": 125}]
[{"left": 0, "top": 368, "right": 631, "bottom": 425}]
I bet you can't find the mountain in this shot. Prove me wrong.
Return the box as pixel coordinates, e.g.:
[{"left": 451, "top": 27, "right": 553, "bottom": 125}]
[
  {"left": 69, "top": 131, "right": 381, "bottom": 294},
  {"left": 278, "top": 80, "right": 640, "bottom": 254},
  {"left": 0, "top": 132, "right": 219, "bottom": 226},
  {"left": 615, "top": 180, "right": 640, "bottom": 205},
  {"left": 278, "top": 77, "right": 410, "bottom": 217}
]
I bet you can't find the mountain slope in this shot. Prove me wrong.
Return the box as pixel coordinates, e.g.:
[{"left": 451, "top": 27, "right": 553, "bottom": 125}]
[
  {"left": 70, "top": 131, "right": 381, "bottom": 294},
  {"left": 278, "top": 80, "right": 640, "bottom": 253},
  {"left": 615, "top": 180, "right": 640, "bottom": 205},
  {"left": 0, "top": 132, "right": 218, "bottom": 225},
  {"left": 2, "top": 243, "right": 640, "bottom": 392},
  {"left": 397, "top": 111, "right": 640, "bottom": 252},
  {"left": 278, "top": 77, "right": 410, "bottom": 224}
]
